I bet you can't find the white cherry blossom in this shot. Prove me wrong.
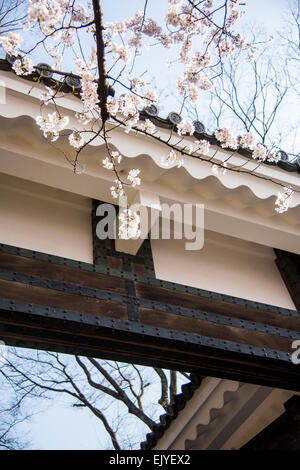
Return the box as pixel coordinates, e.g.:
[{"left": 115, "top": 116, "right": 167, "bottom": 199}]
[
  {"left": 69, "top": 132, "right": 85, "bottom": 148},
  {"left": 0, "top": 32, "right": 22, "bottom": 56},
  {"left": 110, "top": 180, "right": 125, "bottom": 199},
  {"left": 212, "top": 161, "right": 228, "bottom": 175},
  {"left": 127, "top": 169, "right": 141, "bottom": 187},
  {"left": 36, "top": 112, "right": 69, "bottom": 142},
  {"left": 12, "top": 57, "right": 34, "bottom": 76},
  {"left": 118, "top": 209, "right": 141, "bottom": 240},
  {"left": 195, "top": 139, "right": 210, "bottom": 155},
  {"left": 252, "top": 144, "right": 267, "bottom": 162},
  {"left": 275, "top": 187, "right": 293, "bottom": 213},
  {"left": 140, "top": 119, "right": 156, "bottom": 134},
  {"left": 239, "top": 132, "right": 255, "bottom": 150},
  {"left": 161, "top": 150, "right": 184, "bottom": 168},
  {"left": 102, "top": 157, "right": 114, "bottom": 170},
  {"left": 215, "top": 127, "right": 238, "bottom": 149},
  {"left": 177, "top": 120, "right": 195, "bottom": 136}
]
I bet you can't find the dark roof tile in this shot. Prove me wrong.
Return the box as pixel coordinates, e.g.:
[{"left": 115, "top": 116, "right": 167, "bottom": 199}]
[{"left": 140, "top": 373, "right": 204, "bottom": 450}]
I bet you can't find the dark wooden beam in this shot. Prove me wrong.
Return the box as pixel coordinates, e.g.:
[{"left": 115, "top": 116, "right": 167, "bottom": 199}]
[
  {"left": 0, "top": 303, "right": 300, "bottom": 391},
  {"left": 275, "top": 249, "right": 300, "bottom": 311},
  {"left": 0, "top": 239, "right": 299, "bottom": 391}
]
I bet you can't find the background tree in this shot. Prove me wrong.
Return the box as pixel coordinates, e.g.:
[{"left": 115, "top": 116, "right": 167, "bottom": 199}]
[
  {"left": 0, "top": 360, "right": 33, "bottom": 450},
  {"left": 0, "top": 1, "right": 27, "bottom": 35},
  {"left": 280, "top": 0, "right": 300, "bottom": 103},
  {"left": 0, "top": 348, "right": 190, "bottom": 450},
  {"left": 0, "top": 400, "right": 31, "bottom": 450},
  {"left": 179, "top": 26, "right": 299, "bottom": 161}
]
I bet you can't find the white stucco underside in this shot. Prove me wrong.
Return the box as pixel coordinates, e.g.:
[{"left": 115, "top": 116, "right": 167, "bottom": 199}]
[
  {"left": 153, "top": 377, "right": 294, "bottom": 450},
  {"left": 0, "top": 173, "right": 93, "bottom": 262},
  {"left": 151, "top": 235, "right": 295, "bottom": 309}
]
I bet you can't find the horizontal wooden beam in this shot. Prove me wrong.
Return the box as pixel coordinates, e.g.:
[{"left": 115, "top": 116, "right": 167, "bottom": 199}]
[
  {"left": 139, "top": 308, "right": 293, "bottom": 353},
  {"left": 0, "top": 251, "right": 126, "bottom": 293},
  {"left": 0, "top": 243, "right": 299, "bottom": 392},
  {"left": 0, "top": 303, "right": 299, "bottom": 391}
]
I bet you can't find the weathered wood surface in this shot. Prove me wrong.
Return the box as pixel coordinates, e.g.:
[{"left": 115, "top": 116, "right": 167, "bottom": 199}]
[{"left": 0, "top": 246, "right": 299, "bottom": 392}]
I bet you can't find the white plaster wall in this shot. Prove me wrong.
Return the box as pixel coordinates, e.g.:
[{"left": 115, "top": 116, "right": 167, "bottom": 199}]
[
  {"left": 151, "top": 230, "right": 296, "bottom": 309},
  {"left": 0, "top": 173, "right": 296, "bottom": 308},
  {"left": 0, "top": 173, "right": 93, "bottom": 263}
]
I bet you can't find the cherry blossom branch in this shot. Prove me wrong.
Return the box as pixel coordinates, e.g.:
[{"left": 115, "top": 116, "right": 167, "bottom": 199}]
[{"left": 92, "top": 0, "right": 109, "bottom": 124}]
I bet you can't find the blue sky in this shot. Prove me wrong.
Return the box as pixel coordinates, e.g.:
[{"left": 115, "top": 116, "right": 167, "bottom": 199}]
[{"left": 99, "top": 0, "right": 299, "bottom": 155}]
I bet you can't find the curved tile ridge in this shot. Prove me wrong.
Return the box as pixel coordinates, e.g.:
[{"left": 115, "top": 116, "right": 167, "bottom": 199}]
[
  {"left": 184, "top": 383, "right": 248, "bottom": 449},
  {"left": 140, "top": 373, "right": 204, "bottom": 450},
  {"left": 178, "top": 379, "right": 241, "bottom": 445},
  {"left": 140, "top": 377, "right": 241, "bottom": 450},
  {"left": 119, "top": 154, "right": 300, "bottom": 208},
  {"left": 104, "top": 145, "right": 300, "bottom": 204},
  {"left": 184, "top": 382, "right": 273, "bottom": 450},
  {"left": 3, "top": 117, "right": 300, "bottom": 219},
  {"left": 1, "top": 113, "right": 299, "bottom": 206}
]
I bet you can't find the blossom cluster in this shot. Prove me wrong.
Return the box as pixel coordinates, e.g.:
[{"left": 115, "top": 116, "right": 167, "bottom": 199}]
[
  {"left": 195, "top": 139, "right": 210, "bottom": 155},
  {"left": 118, "top": 209, "right": 141, "bottom": 240},
  {"left": 161, "top": 149, "right": 184, "bottom": 168},
  {"left": 212, "top": 128, "right": 295, "bottom": 214},
  {"left": 103, "top": 157, "right": 114, "bottom": 170},
  {"left": 177, "top": 120, "right": 195, "bottom": 136},
  {"left": 26, "top": 1, "right": 90, "bottom": 35},
  {"left": 238, "top": 132, "right": 255, "bottom": 150},
  {"left": 76, "top": 57, "right": 99, "bottom": 116},
  {"left": 127, "top": 169, "right": 141, "bottom": 187},
  {"left": 104, "top": 0, "right": 248, "bottom": 107},
  {"left": 0, "top": 32, "right": 34, "bottom": 76},
  {"left": 111, "top": 42, "right": 131, "bottom": 64},
  {"left": 103, "top": 150, "right": 140, "bottom": 200},
  {"left": 36, "top": 112, "right": 69, "bottom": 141},
  {"left": 140, "top": 119, "right": 156, "bottom": 135},
  {"left": 252, "top": 144, "right": 267, "bottom": 162},
  {"left": 39, "top": 86, "right": 56, "bottom": 104},
  {"left": 69, "top": 131, "right": 85, "bottom": 148},
  {"left": 215, "top": 129, "right": 283, "bottom": 164},
  {"left": 110, "top": 180, "right": 124, "bottom": 199},
  {"left": 212, "top": 162, "right": 228, "bottom": 175},
  {"left": 215, "top": 127, "right": 238, "bottom": 150},
  {"left": 106, "top": 90, "right": 158, "bottom": 133},
  {"left": 275, "top": 187, "right": 293, "bottom": 213},
  {"left": 0, "top": 32, "right": 22, "bottom": 56},
  {"left": 12, "top": 57, "right": 34, "bottom": 76}
]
